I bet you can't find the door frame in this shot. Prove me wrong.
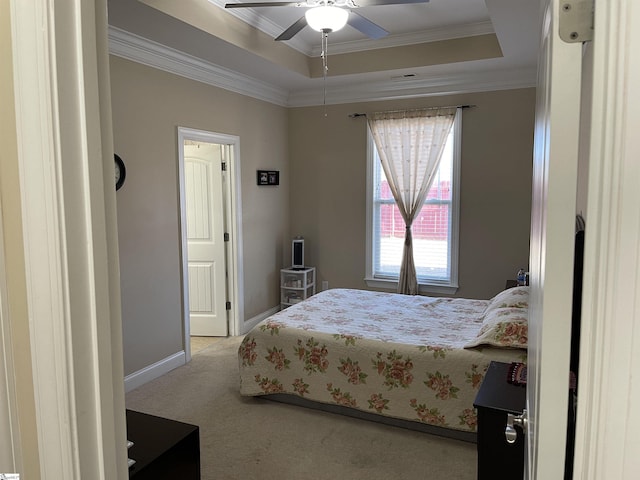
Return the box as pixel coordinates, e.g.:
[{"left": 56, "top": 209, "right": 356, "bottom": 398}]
[
  {"left": 177, "top": 127, "right": 244, "bottom": 359},
  {"left": 572, "top": 0, "right": 640, "bottom": 477},
  {"left": 8, "top": 0, "right": 127, "bottom": 477},
  {"left": 530, "top": 0, "right": 640, "bottom": 478}
]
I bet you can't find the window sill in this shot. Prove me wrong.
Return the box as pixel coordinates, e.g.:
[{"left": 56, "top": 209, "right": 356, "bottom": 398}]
[{"left": 364, "top": 277, "right": 459, "bottom": 295}]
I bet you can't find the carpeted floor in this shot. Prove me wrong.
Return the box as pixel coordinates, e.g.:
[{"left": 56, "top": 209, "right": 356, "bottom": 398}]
[
  {"left": 190, "top": 335, "right": 225, "bottom": 355},
  {"left": 125, "top": 336, "right": 477, "bottom": 479}
]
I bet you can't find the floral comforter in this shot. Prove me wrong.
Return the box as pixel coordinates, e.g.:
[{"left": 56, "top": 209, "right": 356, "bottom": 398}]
[{"left": 238, "top": 289, "right": 526, "bottom": 434}]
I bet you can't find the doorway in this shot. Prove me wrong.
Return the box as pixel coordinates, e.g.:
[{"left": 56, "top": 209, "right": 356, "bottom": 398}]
[{"left": 177, "top": 127, "right": 244, "bottom": 361}]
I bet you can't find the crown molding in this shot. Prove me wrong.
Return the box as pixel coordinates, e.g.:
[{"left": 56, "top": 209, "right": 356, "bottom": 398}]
[
  {"left": 287, "top": 67, "right": 538, "bottom": 106},
  {"left": 107, "top": 26, "right": 290, "bottom": 106},
  {"left": 108, "top": 26, "right": 536, "bottom": 108}
]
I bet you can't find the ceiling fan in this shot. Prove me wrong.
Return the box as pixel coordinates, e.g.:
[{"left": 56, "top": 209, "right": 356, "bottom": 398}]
[{"left": 224, "top": 0, "right": 430, "bottom": 41}]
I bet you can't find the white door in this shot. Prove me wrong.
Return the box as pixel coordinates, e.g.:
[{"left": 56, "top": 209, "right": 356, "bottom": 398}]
[
  {"left": 527, "top": 0, "right": 585, "bottom": 477},
  {"left": 184, "top": 143, "right": 228, "bottom": 336}
]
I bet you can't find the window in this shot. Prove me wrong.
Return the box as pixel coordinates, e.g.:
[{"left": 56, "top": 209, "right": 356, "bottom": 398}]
[{"left": 365, "top": 109, "right": 461, "bottom": 294}]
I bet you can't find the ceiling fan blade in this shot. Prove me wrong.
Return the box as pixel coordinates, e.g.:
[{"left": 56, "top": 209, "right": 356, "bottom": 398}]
[
  {"left": 350, "top": 0, "right": 428, "bottom": 6},
  {"left": 347, "top": 12, "right": 388, "bottom": 39},
  {"left": 225, "top": 2, "right": 306, "bottom": 8},
  {"left": 275, "top": 16, "right": 308, "bottom": 41}
]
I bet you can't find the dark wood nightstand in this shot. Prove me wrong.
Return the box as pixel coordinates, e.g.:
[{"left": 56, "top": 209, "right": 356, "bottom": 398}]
[
  {"left": 126, "top": 410, "right": 200, "bottom": 479},
  {"left": 505, "top": 279, "right": 519, "bottom": 289},
  {"left": 473, "top": 361, "right": 526, "bottom": 480}
]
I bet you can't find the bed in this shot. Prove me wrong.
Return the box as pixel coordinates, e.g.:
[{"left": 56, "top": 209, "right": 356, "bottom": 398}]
[{"left": 238, "top": 287, "right": 529, "bottom": 441}]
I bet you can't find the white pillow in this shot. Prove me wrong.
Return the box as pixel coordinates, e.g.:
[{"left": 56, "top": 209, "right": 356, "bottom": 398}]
[
  {"left": 482, "top": 286, "right": 529, "bottom": 317},
  {"left": 464, "top": 306, "right": 528, "bottom": 349}
]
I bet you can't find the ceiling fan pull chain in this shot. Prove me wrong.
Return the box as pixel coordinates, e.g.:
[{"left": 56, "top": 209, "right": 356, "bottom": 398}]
[{"left": 322, "top": 30, "right": 329, "bottom": 116}]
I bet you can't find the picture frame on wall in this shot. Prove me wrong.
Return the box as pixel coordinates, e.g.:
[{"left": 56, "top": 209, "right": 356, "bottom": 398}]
[{"left": 257, "top": 170, "right": 279, "bottom": 186}]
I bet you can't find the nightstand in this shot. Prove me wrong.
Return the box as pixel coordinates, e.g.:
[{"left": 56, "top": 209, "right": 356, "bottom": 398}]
[
  {"left": 505, "top": 279, "right": 519, "bottom": 289},
  {"left": 473, "top": 361, "right": 526, "bottom": 480}
]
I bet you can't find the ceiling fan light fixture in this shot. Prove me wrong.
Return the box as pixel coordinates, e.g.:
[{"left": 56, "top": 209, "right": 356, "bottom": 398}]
[{"left": 305, "top": 6, "right": 349, "bottom": 33}]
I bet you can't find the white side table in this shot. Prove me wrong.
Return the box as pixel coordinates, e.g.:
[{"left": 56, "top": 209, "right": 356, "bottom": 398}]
[{"left": 280, "top": 267, "right": 316, "bottom": 310}]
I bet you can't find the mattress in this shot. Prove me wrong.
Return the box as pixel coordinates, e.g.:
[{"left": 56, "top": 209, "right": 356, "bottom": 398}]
[{"left": 238, "top": 288, "right": 527, "bottom": 434}]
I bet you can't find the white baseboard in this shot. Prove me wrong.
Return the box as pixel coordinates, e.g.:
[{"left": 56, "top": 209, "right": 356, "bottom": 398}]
[
  {"left": 125, "top": 306, "right": 280, "bottom": 392},
  {"left": 241, "top": 305, "right": 280, "bottom": 335},
  {"left": 124, "top": 351, "right": 185, "bottom": 393}
]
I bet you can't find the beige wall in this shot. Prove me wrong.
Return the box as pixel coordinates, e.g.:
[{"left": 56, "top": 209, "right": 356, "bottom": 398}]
[
  {"left": 110, "top": 53, "right": 534, "bottom": 376},
  {"left": 109, "top": 56, "right": 290, "bottom": 375},
  {"left": 289, "top": 88, "right": 535, "bottom": 299}
]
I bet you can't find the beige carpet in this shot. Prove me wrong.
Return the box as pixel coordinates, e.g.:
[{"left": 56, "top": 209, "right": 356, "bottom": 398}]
[
  {"left": 190, "top": 336, "right": 225, "bottom": 355},
  {"left": 126, "top": 336, "right": 477, "bottom": 479}
]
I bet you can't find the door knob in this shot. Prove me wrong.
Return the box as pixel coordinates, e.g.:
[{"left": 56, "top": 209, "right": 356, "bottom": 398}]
[{"left": 505, "top": 409, "right": 528, "bottom": 444}]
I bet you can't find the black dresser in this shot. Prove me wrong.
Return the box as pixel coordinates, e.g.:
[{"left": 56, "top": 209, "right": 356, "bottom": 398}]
[{"left": 126, "top": 410, "right": 200, "bottom": 479}]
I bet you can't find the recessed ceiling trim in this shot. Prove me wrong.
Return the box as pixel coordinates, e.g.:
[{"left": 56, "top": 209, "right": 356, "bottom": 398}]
[
  {"left": 108, "top": 26, "right": 290, "bottom": 106},
  {"left": 310, "top": 21, "right": 495, "bottom": 56},
  {"left": 208, "top": 0, "right": 494, "bottom": 57},
  {"left": 207, "top": 0, "right": 310, "bottom": 53},
  {"left": 108, "top": 25, "right": 535, "bottom": 108}
]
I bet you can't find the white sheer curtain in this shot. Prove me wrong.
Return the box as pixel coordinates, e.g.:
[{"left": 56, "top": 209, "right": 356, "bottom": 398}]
[{"left": 368, "top": 107, "right": 457, "bottom": 295}]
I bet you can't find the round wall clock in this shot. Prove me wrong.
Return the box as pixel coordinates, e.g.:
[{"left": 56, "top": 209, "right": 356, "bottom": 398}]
[{"left": 114, "top": 154, "right": 126, "bottom": 191}]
